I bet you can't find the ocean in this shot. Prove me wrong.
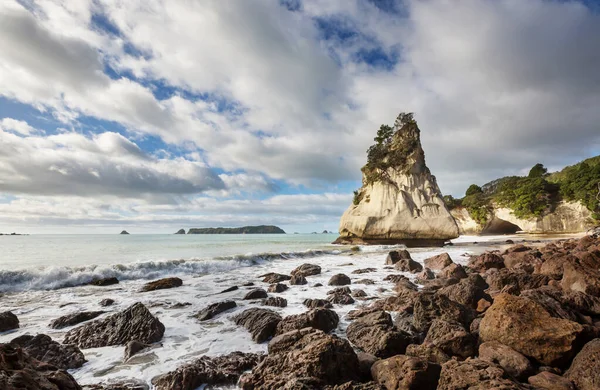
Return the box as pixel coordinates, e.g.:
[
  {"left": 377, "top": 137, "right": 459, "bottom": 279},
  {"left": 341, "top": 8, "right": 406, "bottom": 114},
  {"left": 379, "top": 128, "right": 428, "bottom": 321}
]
[{"left": 0, "top": 233, "right": 527, "bottom": 388}]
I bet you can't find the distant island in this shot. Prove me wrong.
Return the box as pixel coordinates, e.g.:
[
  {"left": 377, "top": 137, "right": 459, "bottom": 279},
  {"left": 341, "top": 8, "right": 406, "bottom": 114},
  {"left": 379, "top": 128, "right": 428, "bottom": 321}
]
[
  {"left": 175, "top": 229, "right": 186, "bottom": 234},
  {"left": 187, "top": 225, "right": 285, "bottom": 234},
  {"left": 120, "top": 230, "right": 130, "bottom": 235}
]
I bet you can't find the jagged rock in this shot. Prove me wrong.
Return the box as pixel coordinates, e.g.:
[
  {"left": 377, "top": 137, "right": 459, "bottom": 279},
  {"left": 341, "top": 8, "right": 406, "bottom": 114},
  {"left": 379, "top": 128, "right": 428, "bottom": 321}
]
[
  {"left": 468, "top": 252, "right": 505, "bottom": 273},
  {"left": 394, "top": 257, "right": 423, "bottom": 273},
  {"left": 438, "top": 263, "right": 467, "bottom": 279},
  {"left": 124, "top": 340, "right": 152, "bottom": 361},
  {"left": 262, "top": 297, "right": 287, "bottom": 308},
  {"left": 0, "top": 311, "right": 19, "bottom": 332},
  {"left": 423, "top": 319, "right": 476, "bottom": 359},
  {"left": 528, "top": 372, "right": 576, "bottom": 390},
  {"left": 479, "top": 341, "right": 533, "bottom": 381},
  {"left": 352, "top": 289, "right": 367, "bottom": 298},
  {"left": 385, "top": 250, "right": 413, "bottom": 265},
  {"left": 537, "top": 254, "right": 578, "bottom": 280},
  {"left": 152, "top": 351, "right": 263, "bottom": 390},
  {"left": 276, "top": 308, "right": 339, "bottom": 335},
  {"left": 486, "top": 268, "right": 549, "bottom": 294},
  {"left": 413, "top": 293, "right": 475, "bottom": 333},
  {"left": 329, "top": 293, "right": 355, "bottom": 305},
  {"left": 352, "top": 268, "right": 377, "bottom": 274},
  {"left": 479, "top": 293, "right": 583, "bottom": 366},
  {"left": 0, "top": 343, "right": 82, "bottom": 390},
  {"left": 346, "top": 310, "right": 411, "bottom": 358},
  {"left": 424, "top": 253, "right": 453, "bottom": 270},
  {"left": 50, "top": 311, "right": 105, "bottom": 329},
  {"left": 99, "top": 298, "right": 115, "bottom": 306},
  {"left": 291, "top": 263, "right": 321, "bottom": 277},
  {"left": 267, "top": 283, "right": 288, "bottom": 293},
  {"left": 261, "top": 273, "right": 291, "bottom": 283},
  {"left": 140, "top": 277, "right": 183, "bottom": 292},
  {"left": 405, "top": 342, "right": 451, "bottom": 364},
  {"left": 233, "top": 308, "right": 281, "bottom": 343},
  {"left": 195, "top": 301, "right": 236, "bottom": 321},
  {"left": 219, "top": 286, "right": 238, "bottom": 293},
  {"left": 10, "top": 334, "right": 86, "bottom": 369},
  {"left": 520, "top": 288, "right": 579, "bottom": 322},
  {"left": 416, "top": 267, "right": 435, "bottom": 282},
  {"left": 289, "top": 274, "right": 307, "bottom": 285},
  {"left": 239, "top": 328, "right": 359, "bottom": 388},
  {"left": 371, "top": 355, "right": 441, "bottom": 390},
  {"left": 63, "top": 302, "right": 165, "bottom": 348},
  {"left": 356, "top": 351, "right": 379, "bottom": 381},
  {"left": 564, "top": 338, "right": 600, "bottom": 390},
  {"left": 561, "top": 259, "right": 600, "bottom": 296},
  {"left": 384, "top": 274, "right": 411, "bottom": 283},
  {"left": 329, "top": 274, "right": 351, "bottom": 286},
  {"left": 437, "top": 274, "right": 491, "bottom": 309},
  {"left": 243, "top": 288, "right": 268, "bottom": 300},
  {"left": 89, "top": 277, "right": 119, "bottom": 286},
  {"left": 437, "top": 358, "right": 525, "bottom": 389},
  {"left": 335, "top": 114, "right": 459, "bottom": 245},
  {"left": 304, "top": 298, "right": 333, "bottom": 309}
]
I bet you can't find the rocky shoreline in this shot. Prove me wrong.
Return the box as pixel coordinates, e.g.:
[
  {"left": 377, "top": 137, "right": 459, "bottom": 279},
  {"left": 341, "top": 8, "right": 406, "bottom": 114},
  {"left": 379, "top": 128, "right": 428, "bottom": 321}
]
[{"left": 1, "top": 234, "right": 600, "bottom": 389}]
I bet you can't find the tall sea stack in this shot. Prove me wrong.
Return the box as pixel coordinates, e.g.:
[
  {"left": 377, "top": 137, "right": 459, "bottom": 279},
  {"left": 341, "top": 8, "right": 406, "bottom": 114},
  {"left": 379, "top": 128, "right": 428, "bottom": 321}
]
[{"left": 334, "top": 113, "right": 459, "bottom": 247}]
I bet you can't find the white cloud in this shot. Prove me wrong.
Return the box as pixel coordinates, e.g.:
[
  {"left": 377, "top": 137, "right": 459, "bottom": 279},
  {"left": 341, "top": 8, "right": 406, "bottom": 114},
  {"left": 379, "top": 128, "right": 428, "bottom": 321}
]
[{"left": 0, "top": 118, "right": 38, "bottom": 135}]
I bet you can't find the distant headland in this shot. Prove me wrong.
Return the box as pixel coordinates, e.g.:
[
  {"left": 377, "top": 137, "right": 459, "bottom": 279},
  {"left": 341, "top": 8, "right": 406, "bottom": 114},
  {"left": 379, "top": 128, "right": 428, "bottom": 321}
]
[{"left": 187, "top": 225, "right": 285, "bottom": 234}]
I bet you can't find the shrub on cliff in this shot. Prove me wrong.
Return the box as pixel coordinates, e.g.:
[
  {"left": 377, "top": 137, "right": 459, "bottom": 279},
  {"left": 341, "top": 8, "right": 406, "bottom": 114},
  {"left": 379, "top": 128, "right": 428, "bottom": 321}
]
[{"left": 555, "top": 161, "right": 600, "bottom": 218}]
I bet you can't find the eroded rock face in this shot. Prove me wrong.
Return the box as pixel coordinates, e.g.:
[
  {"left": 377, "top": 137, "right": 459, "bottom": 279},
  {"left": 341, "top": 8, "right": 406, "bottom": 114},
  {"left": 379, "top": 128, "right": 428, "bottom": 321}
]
[
  {"left": 261, "top": 273, "right": 291, "bottom": 283},
  {"left": 385, "top": 250, "right": 412, "bottom": 265},
  {"left": 468, "top": 252, "right": 505, "bottom": 273},
  {"left": 405, "top": 342, "right": 451, "bottom": 364},
  {"left": 437, "top": 358, "right": 524, "bottom": 390},
  {"left": 528, "top": 371, "right": 575, "bottom": 390},
  {"left": 124, "top": 340, "right": 152, "bottom": 361},
  {"left": 152, "top": 351, "right": 263, "bottom": 390},
  {"left": 424, "top": 253, "right": 453, "bottom": 270},
  {"left": 565, "top": 338, "right": 600, "bottom": 390},
  {"left": 304, "top": 298, "right": 333, "bottom": 309},
  {"left": 240, "top": 328, "right": 360, "bottom": 389},
  {"left": 276, "top": 308, "right": 339, "bottom": 335},
  {"left": 140, "top": 277, "right": 182, "bottom": 292},
  {"left": 63, "top": 302, "right": 165, "bottom": 348},
  {"left": 50, "top": 311, "right": 105, "bottom": 329},
  {"left": 0, "top": 343, "right": 82, "bottom": 390},
  {"left": 289, "top": 274, "right": 307, "bottom": 285},
  {"left": 346, "top": 310, "right": 411, "bottom": 358},
  {"left": 10, "top": 334, "right": 86, "bottom": 369},
  {"left": 291, "top": 264, "right": 321, "bottom": 277},
  {"left": 479, "top": 341, "right": 533, "bottom": 381},
  {"left": 195, "top": 301, "right": 236, "bottom": 321},
  {"left": 437, "top": 274, "right": 491, "bottom": 309},
  {"left": 479, "top": 293, "right": 583, "bottom": 366},
  {"left": 371, "top": 354, "right": 441, "bottom": 390},
  {"left": 268, "top": 283, "right": 288, "bottom": 293},
  {"left": 413, "top": 293, "right": 475, "bottom": 333},
  {"left": 0, "top": 311, "right": 19, "bottom": 332},
  {"left": 262, "top": 297, "right": 287, "bottom": 308},
  {"left": 423, "top": 319, "right": 476, "bottom": 360},
  {"left": 336, "top": 114, "right": 459, "bottom": 245},
  {"left": 233, "top": 308, "right": 282, "bottom": 343}
]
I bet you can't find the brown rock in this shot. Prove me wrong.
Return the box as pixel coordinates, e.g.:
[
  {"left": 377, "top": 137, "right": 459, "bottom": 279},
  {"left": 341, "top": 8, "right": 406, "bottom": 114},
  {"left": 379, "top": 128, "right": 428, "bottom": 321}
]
[
  {"left": 124, "top": 340, "right": 152, "bottom": 361},
  {"left": 276, "top": 308, "right": 339, "bottom": 335},
  {"left": 329, "top": 274, "right": 351, "bottom": 286},
  {"left": 10, "top": 334, "right": 86, "bottom": 369},
  {"left": 438, "top": 263, "right": 467, "bottom": 279},
  {"left": 233, "top": 308, "right": 281, "bottom": 343},
  {"left": 346, "top": 310, "right": 411, "bottom": 358},
  {"left": 303, "top": 298, "right": 333, "bottom": 309},
  {"left": 564, "top": 338, "right": 600, "bottom": 390},
  {"left": 243, "top": 288, "right": 268, "bottom": 300},
  {"left": 262, "top": 297, "right": 287, "bottom": 308},
  {"left": 0, "top": 311, "right": 19, "bottom": 332},
  {"left": 89, "top": 277, "right": 119, "bottom": 286},
  {"left": 423, "top": 319, "right": 476, "bottom": 359},
  {"left": 267, "top": 283, "right": 288, "bottom": 293},
  {"left": 291, "top": 263, "right": 321, "bottom": 277},
  {"left": 479, "top": 293, "right": 584, "bottom": 366},
  {"left": 50, "top": 311, "right": 105, "bottom": 329},
  {"left": 355, "top": 278, "right": 375, "bottom": 285},
  {"left": 477, "top": 298, "right": 492, "bottom": 313},
  {"left": 385, "top": 250, "right": 412, "bottom": 265},
  {"left": 424, "top": 253, "right": 453, "bottom": 270},
  {"left": 561, "top": 259, "right": 600, "bottom": 297},
  {"left": 352, "top": 268, "right": 377, "bottom": 274},
  {"left": 437, "top": 358, "right": 525, "bottom": 389},
  {"left": 528, "top": 371, "right": 575, "bottom": 390},
  {"left": 99, "top": 298, "right": 115, "bottom": 307},
  {"left": 289, "top": 274, "right": 307, "bottom": 285},
  {"left": 486, "top": 268, "right": 549, "bottom": 294},
  {"left": 538, "top": 254, "right": 578, "bottom": 280},
  {"left": 468, "top": 252, "right": 505, "bottom": 273},
  {"left": 405, "top": 342, "right": 451, "bottom": 364},
  {"left": 140, "top": 277, "right": 182, "bottom": 292},
  {"left": 260, "top": 273, "right": 291, "bottom": 283},
  {"left": 352, "top": 289, "right": 367, "bottom": 298},
  {"left": 437, "top": 273, "right": 490, "bottom": 309},
  {"left": 371, "top": 355, "right": 440, "bottom": 390},
  {"left": 416, "top": 267, "right": 435, "bottom": 282},
  {"left": 413, "top": 293, "right": 475, "bottom": 333},
  {"left": 479, "top": 341, "right": 533, "bottom": 380},
  {"left": 195, "top": 300, "right": 236, "bottom": 321},
  {"left": 329, "top": 293, "right": 355, "bottom": 305},
  {"left": 394, "top": 258, "right": 423, "bottom": 273}
]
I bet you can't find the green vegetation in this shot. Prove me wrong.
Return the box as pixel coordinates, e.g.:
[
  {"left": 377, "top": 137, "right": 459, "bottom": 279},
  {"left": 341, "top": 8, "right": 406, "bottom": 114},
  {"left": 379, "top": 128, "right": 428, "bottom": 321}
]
[
  {"left": 528, "top": 163, "right": 548, "bottom": 178},
  {"left": 187, "top": 225, "right": 286, "bottom": 234},
  {"left": 553, "top": 160, "right": 600, "bottom": 220}
]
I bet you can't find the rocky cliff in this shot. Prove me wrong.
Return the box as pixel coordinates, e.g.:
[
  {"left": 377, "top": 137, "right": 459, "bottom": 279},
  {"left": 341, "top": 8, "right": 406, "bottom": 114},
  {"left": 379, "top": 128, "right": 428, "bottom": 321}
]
[
  {"left": 452, "top": 200, "right": 594, "bottom": 235},
  {"left": 335, "top": 113, "right": 459, "bottom": 246}
]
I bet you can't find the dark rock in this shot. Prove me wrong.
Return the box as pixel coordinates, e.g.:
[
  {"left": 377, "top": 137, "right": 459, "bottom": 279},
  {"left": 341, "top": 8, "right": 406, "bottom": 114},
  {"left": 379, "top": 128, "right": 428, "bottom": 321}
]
[
  {"left": 437, "top": 358, "right": 525, "bottom": 389},
  {"left": 10, "top": 334, "right": 86, "bottom": 369},
  {"left": 152, "top": 351, "right": 263, "bottom": 390},
  {"left": 354, "top": 278, "right": 375, "bottom": 285},
  {"left": 314, "top": 282, "right": 323, "bottom": 287},
  {"left": 219, "top": 286, "right": 238, "bottom": 294},
  {"left": 385, "top": 250, "right": 412, "bottom": 265},
  {"left": 352, "top": 289, "right": 367, "bottom": 298},
  {"left": 394, "top": 257, "right": 423, "bottom": 273},
  {"left": 83, "top": 380, "right": 148, "bottom": 390},
  {"left": 63, "top": 302, "right": 165, "bottom": 348},
  {"left": 239, "top": 328, "right": 359, "bottom": 388},
  {"left": 261, "top": 273, "right": 291, "bottom": 283},
  {"left": 242, "top": 282, "right": 254, "bottom": 287},
  {"left": 479, "top": 293, "right": 583, "bottom": 366},
  {"left": 124, "top": 340, "right": 152, "bottom": 361},
  {"left": 416, "top": 267, "right": 435, "bottom": 282},
  {"left": 140, "top": 277, "right": 183, "bottom": 292},
  {"left": 0, "top": 311, "right": 19, "bottom": 332},
  {"left": 175, "top": 229, "right": 186, "bottom": 234},
  {"left": 424, "top": 253, "right": 453, "bottom": 270},
  {"left": 329, "top": 274, "right": 351, "bottom": 286},
  {"left": 468, "top": 252, "right": 505, "bottom": 273},
  {"left": 50, "top": 311, "right": 105, "bottom": 329},
  {"left": 0, "top": 343, "right": 82, "bottom": 390},
  {"left": 423, "top": 319, "right": 476, "bottom": 359},
  {"left": 267, "top": 283, "right": 288, "bottom": 293},
  {"left": 438, "top": 263, "right": 467, "bottom": 279},
  {"left": 413, "top": 293, "right": 475, "bottom": 333},
  {"left": 233, "top": 308, "right": 281, "bottom": 343},
  {"left": 262, "top": 297, "right": 287, "bottom": 308},
  {"left": 328, "top": 286, "right": 352, "bottom": 295},
  {"left": 405, "top": 342, "right": 451, "bottom": 364},
  {"left": 276, "top": 308, "right": 339, "bottom": 334},
  {"left": 243, "top": 288, "right": 268, "bottom": 300},
  {"left": 289, "top": 274, "right": 307, "bottom": 285},
  {"left": 565, "top": 338, "right": 600, "bottom": 390},
  {"left": 325, "top": 381, "right": 385, "bottom": 390},
  {"left": 528, "top": 372, "right": 575, "bottom": 390},
  {"left": 329, "top": 293, "right": 355, "bottom": 305},
  {"left": 303, "top": 298, "right": 333, "bottom": 309},
  {"left": 89, "top": 277, "right": 119, "bottom": 286},
  {"left": 195, "top": 300, "right": 236, "bottom": 321},
  {"left": 479, "top": 341, "right": 533, "bottom": 381},
  {"left": 346, "top": 310, "right": 411, "bottom": 358},
  {"left": 291, "top": 263, "right": 321, "bottom": 277},
  {"left": 437, "top": 273, "right": 491, "bottom": 309},
  {"left": 352, "top": 268, "right": 377, "bottom": 274},
  {"left": 486, "top": 268, "right": 549, "bottom": 294},
  {"left": 99, "top": 298, "right": 115, "bottom": 307},
  {"left": 371, "top": 355, "right": 440, "bottom": 390},
  {"left": 384, "top": 274, "right": 411, "bottom": 283},
  {"left": 356, "top": 352, "right": 379, "bottom": 382}
]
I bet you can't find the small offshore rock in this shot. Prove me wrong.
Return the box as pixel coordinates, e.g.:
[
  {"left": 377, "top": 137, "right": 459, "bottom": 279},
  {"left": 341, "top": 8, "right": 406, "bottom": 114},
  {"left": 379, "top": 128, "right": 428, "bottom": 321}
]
[
  {"left": 329, "top": 273, "right": 351, "bottom": 286},
  {"left": 304, "top": 298, "right": 333, "bottom": 309},
  {"left": 424, "top": 253, "right": 453, "bottom": 270},
  {"left": 291, "top": 263, "right": 321, "bottom": 277},
  {"left": 352, "top": 289, "right": 367, "bottom": 298},
  {"left": 394, "top": 257, "right": 423, "bottom": 273},
  {"left": 195, "top": 300, "right": 237, "bottom": 321},
  {"left": 289, "top": 274, "right": 307, "bottom": 285},
  {"left": 140, "top": 277, "right": 183, "bottom": 292},
  {"left": 329, "top": 293, "right": 355, "bottom": 305},
  {"left": 243, "top": 288, "right": 268, "bottom": 300},
  {"left": 233, "top": 308, "right": 282, "bottom": 343},
  {"left": 99, "top": 298, "right": 115, "bottom": 307},
  {"left": 0, "top": 311, "right": 19, "bottom": 332},
  {"left": 352, "top": 268, "right": 377, "bottom": 274},
  {"left": 355, "top": 278, "right": 375, "bottom": 285},
  {"left": 268, "top": 283, "right": 288, "bottom": 293},
  {"left": 263, "top": 296, "right": 287, "bottom": 308},
  {"left": 261, "top": 273, "right": 291, "bottom": 283},
  {"left": 50, "top": 311, "right": 105, "bottom": 329},
  {"left": 219, "top": 286, "right": 238, "bottom": 294},
  {"left": 89, "top": 277, "right": 119, "bottom": 286},
  {"left": 385, "top": 250, "right": 412, "bottom": 265}
]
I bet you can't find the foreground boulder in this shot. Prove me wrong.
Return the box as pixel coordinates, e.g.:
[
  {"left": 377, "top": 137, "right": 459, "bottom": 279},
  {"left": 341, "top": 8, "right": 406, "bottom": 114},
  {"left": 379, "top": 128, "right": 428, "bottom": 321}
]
[
  {"left": 10, "top": 334, "right": 86, "bottom": 369},
  {"left": 423, "top": 319, "right": 476, "bottom": 359},
  {"left": 152, "top": 351, "right": 263, "bottom": 390},
  {"left": 479, "top": 293, "right": 583, "bottom": 366},
  {"left": 437, "top": 358, "right": 524, "bottom": 389},
  {"left": 0, "top": 311, "right": 19, "bottom": 332},
  {"left": 276, "top": 308, "right": 339, "bottom": 335},
  {"left": 394, "top": 257, "right": 423, "bottom": 273},
  {"left": 561, "top": 260, "right": 600, "bottom": 297},
  {"left": 479, "top": 341, "right": 533, "bottom": 381},
  {"left": 413, "top": 293, "right": 475, "bottom": 333},
  {"left": 140, "top": 277, "right": 183, "bottom": 292},
  {"left": 233, "top": 308, "right": 281, "bottom": 343},
  {"left": 565, "top": 338, "right": 600, "bottom": 390},
  {"left": 346, "top": 310, "right": 411, "bottom": 358},
  {"left": 64, "top": 302, "right": 165, "bottom": 348},
  {"left": 267, "top": 283, "right": 288, "bottom": 293},
  {"left": 50, "top": 311, "right": 105, "bottom": 329},
  {"left": 240, "top": 328, "right": 360, "bottom": 388},
  {"left": 195, "top": 301, "right": 236, "bottom": 321},
  {"left": 291, "top": 263, "right": 321, "bottom": 277},
  {"left": 371, "top": 354, "right": 440, "bottom": 390},
  {"left": 0, "top": 343, "right": 82, "bottom": 390}
]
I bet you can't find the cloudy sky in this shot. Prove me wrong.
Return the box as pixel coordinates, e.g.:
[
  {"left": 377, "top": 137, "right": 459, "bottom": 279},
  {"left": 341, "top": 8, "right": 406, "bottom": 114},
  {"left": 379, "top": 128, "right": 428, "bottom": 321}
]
[{"left": 0, "top": 0, "right": 599, "bottom": 234}]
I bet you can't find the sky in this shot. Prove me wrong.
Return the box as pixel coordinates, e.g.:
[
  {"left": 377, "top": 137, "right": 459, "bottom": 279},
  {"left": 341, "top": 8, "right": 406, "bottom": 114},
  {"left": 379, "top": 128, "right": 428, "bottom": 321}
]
[{"left": 0, "top": 0, "right": 599, "bottom": 234}]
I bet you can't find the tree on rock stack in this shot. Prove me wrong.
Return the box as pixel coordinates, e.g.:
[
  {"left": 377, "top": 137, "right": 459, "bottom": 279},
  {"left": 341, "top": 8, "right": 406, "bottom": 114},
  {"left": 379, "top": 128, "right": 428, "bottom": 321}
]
[{"left": 335, "top": 112, "right": 459, "bottom": 247}]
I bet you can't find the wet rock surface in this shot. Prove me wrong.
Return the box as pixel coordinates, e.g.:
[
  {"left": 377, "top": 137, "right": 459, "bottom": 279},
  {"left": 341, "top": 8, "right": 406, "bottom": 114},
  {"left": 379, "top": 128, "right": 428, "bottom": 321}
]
[
  {"left": 276, "top": 308, "right": 339, "bottom": 335},
  {"left": 233, "top": 308, "right": 282, "bottom": 343},
  {"left": 329, "top": 273, "right": 352, "bottom": 286},
  {"left": 0, "top": 311, "right": 19, "bottom": 332},
  {"left": 243, "top": 288, "right": 268, "bottom": 300},
  {"left": 50, "top": 311, "right": 105, "bottom": 329},
  {"left": 371, "top": 354, "right": 441, "bottom": 390},
  {"left": 291, "top": 263, "right": 321, "bottom": 277},
  {"left": 194, "top": 300, "right": 236, "bottom": 321},
  {"left": 140, "top": 277, "right": 182, "bottom": 292},
  {"left": 10, "top": 334, "right": 86, "bottom": 369},
  {"left": 262, "top": 296, "right": 287, "bottom": 307},
  {"left": 346, "top": 310, "right": 412, "bottom": 358}
]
